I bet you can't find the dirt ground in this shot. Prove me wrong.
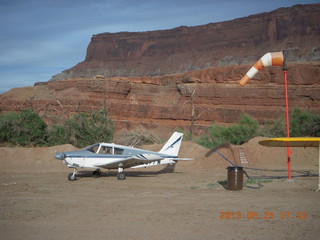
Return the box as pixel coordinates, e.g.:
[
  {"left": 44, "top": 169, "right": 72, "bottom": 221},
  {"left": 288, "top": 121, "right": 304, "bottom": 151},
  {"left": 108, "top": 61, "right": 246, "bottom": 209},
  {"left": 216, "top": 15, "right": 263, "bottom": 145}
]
[{"left": 0, "top": 137, "right": 319, "bottom": 240}]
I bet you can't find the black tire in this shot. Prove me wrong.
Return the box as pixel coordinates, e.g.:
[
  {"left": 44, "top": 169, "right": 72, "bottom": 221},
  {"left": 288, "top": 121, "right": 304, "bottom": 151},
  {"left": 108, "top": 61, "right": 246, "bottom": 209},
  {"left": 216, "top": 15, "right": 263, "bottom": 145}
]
[
  {"left": 68, "top": 173, "right": 77, "bottom": 181},
  {"left": 117, "top": 172, "right": 126, "bottom": 180},
  {"left": 92, "top": 170, "right": 101, "bottom": 178}
]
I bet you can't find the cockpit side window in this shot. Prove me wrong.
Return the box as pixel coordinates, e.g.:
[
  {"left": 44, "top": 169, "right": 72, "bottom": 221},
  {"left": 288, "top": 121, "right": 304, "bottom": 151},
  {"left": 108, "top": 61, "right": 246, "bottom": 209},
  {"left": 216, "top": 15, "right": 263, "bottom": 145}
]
[
  {"left": 88, "top": 145, "right": 123, "bottom": 155},
  {"left": 98, "top": 146, "right": 113, "bottom": 154},
  {"left": 114, "top": 148, "right": 124, "bottom": 155}
]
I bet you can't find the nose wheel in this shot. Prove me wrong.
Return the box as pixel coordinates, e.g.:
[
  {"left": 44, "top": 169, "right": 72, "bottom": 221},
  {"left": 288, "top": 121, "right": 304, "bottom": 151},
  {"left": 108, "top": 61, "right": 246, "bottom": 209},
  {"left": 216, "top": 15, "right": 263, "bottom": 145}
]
[{"left": 68, "top": 169, "right": 78, "bottom": 181}]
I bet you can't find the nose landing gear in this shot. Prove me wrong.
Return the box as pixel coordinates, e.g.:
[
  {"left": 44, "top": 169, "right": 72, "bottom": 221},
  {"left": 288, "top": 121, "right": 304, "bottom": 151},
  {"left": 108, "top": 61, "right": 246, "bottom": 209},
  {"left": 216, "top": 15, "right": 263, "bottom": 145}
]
[{"left": 68, "top": 168, "right": 78, "bottom": 181}]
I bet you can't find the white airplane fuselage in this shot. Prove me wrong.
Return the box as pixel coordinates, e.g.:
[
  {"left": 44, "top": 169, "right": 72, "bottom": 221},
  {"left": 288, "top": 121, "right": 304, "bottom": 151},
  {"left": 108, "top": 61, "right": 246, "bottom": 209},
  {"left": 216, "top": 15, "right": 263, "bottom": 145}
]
[
  {"left": 55, "top": 132, "right": 189, "bottom": 181},
  {"left": 61, "top": 147, "right": 176, "bottom": 170}
]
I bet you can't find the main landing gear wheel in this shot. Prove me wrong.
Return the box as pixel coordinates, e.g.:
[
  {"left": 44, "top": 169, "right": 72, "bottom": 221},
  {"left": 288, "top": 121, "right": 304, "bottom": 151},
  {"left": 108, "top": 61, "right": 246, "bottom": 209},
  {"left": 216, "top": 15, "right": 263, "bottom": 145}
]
[
  {"left": 117, "top": 163, "right": 125, "bottom": 180},
  {"left": 68, "top": 172, "right": 77, "bottom": 181},
  {"left": 117, "top": 172, "right": 126, "bottom": 180},
  {"left": 92, "top": 169, "right": 101, "bottom": 178}
]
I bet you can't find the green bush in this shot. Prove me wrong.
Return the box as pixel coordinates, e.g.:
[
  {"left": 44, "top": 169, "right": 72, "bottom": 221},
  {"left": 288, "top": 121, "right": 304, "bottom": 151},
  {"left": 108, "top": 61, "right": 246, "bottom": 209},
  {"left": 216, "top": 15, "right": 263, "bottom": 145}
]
[
  {"left": 1, "top": 107, "right": 318, "bottom": 148},
  {"left": 0, "top": 109, "right": 48, "bottom": 146},
  {"left": 0, "top": 112, "right": 16, "bottom": 144},
  {"left": 47, "top": 125, "right": 69, "bottom": 146},
  {"left": 199, "top": 113, "right": 259, "bottom": 148},
  {"left": 65, "top": 109, "right": 114, "bottom": 148},
  {"left": 259, "top": 117, "right": 286, "bottom": 138},
  {"left": 0, "top": 109, "right": 114, "bottom": 147},
  {"left": 259, "top": 107, "right": 320, "bottom": 137},
  {"left": 198, "top": 108, "right": 320, "bottom": 149},
  {"left": 290, "top": 107, "right": 320, "bottom": 137}
]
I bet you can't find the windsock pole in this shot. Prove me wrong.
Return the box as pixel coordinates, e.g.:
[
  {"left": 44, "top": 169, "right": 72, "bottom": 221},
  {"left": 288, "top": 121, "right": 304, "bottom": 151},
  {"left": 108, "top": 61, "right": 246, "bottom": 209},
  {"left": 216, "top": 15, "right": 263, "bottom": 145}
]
[
  {"left": 239, "top": 51, "right": 293, "bottom": 180},
  {"left": 283, "top": 65, "right": 292, "bottom": 180}
]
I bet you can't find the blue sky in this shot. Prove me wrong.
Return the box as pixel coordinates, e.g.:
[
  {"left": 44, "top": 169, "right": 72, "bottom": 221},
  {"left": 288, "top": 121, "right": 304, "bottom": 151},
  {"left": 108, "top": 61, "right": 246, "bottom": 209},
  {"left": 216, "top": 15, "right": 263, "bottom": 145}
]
[{"left": 0, "top": 0, "right": 318, "bottom": 93}]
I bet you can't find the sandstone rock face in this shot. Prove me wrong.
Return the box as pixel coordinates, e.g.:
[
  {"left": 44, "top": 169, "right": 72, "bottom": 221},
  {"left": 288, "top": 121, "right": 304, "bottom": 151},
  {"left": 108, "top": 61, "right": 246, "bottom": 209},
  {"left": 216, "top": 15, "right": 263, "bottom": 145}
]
[
  {"left": 51, "top": 4, "right": 320, "bottom": 81},
  {"left": 1, "top": 64, "right": 319, "bottom": 131},
  {"left": 1, "top": 4, "right": 319, "bottom": 132}
]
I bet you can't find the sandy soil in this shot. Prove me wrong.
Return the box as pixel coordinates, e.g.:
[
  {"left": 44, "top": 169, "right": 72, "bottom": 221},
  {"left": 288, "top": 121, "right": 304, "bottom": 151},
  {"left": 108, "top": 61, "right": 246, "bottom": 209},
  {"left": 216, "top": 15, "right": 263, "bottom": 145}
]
[{"left": 0, "top": 137, "right": 319, "bottom": 240}]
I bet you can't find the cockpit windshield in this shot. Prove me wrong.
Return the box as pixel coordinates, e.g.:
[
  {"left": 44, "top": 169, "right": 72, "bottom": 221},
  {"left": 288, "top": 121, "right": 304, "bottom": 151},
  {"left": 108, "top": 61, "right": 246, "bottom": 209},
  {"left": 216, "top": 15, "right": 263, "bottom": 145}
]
[{"left": 86, "top": 144, "right": 100, "bottom": 153}]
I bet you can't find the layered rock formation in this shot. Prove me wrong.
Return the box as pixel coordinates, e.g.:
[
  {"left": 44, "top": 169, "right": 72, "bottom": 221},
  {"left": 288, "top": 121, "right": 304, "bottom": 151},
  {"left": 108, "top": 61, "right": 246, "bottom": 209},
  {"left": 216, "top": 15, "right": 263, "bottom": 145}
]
[
  {"left": 0, "top": 4, "right": 319, "bottom": 132},
  {"left": 51, "top": 4, "right": 320, "bottom": 81},
  {"left": 1, "top": 63, "right": 319, "bottom": 131}
]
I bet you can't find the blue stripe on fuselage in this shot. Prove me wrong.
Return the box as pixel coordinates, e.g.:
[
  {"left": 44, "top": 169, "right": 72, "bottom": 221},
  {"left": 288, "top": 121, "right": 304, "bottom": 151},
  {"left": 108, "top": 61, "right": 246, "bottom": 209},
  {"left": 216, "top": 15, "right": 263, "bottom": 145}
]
[
  {"left": 163, "top": 136, "right": 182, "bottom": 151},
  {"left": 65, "top": 154, "right": 176, "bottom": 159}
]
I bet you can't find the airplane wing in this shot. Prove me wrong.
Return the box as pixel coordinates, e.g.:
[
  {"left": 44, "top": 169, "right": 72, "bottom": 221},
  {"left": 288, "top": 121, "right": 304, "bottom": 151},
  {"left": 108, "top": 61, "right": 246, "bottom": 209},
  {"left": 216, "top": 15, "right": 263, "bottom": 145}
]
[
  {"left": 259, "top": 137, "right": 320, "bottom": 192},
  {"left": 259, "top": 137, "right": 320, "bottom": 148},
  {"left": 93, "top": 154, "right": 164, "bottom": 169}
]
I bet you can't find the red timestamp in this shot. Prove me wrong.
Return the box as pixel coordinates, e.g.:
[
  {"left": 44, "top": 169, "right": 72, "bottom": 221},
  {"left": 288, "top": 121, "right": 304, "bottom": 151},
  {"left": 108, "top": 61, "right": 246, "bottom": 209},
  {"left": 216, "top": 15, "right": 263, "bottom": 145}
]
[{"left": 219, "top": 211, "right": 308, "bottom": 220}]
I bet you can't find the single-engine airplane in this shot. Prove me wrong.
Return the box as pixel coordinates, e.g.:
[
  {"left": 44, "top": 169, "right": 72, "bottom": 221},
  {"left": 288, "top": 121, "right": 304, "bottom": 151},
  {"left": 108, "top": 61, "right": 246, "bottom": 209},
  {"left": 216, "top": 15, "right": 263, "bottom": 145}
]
[{"left": 55, "top": 132, "right": 191, "bottom": 181}]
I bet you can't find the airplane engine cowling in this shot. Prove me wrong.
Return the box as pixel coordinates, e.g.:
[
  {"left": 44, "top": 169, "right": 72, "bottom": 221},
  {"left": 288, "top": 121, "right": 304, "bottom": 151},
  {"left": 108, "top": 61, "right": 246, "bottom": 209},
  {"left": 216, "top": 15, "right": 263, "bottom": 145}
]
[{"left": 55, "top": 152, "right": 66, "bottom": 160}]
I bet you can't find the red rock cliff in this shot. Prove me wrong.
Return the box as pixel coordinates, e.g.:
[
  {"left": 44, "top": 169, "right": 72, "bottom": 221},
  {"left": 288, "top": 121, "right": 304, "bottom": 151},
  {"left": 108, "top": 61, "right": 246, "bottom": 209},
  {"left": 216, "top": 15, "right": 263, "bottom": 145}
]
[{"left": 51, "top": 4, "right": 320, "bottom": 81}]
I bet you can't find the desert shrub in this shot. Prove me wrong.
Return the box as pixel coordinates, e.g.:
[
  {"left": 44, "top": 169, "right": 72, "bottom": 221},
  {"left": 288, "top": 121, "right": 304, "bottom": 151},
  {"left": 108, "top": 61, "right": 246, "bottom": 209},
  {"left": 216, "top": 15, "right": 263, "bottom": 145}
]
[
  {"left": 116, "top": 127, "right": 161, "bottom": 146},
  {"left": 0, "top": 109, "right": 114, "bottom": 147},
  {"left": 65, "top": 109, "right": 114, "bottom": 148},
  {"left": 259, "top": 107, "right": 320, "bottom": 137},
  {"left": 290, "top": 107, "right": 320, "bottom": 137},
  {"left": 0, "top": 109, "right": 47, "bottom": 146},
  {"left": 0, "top": 112, "right": 16, "bottom": 144},
  {"left": 199, "top": 113, "right": 259, "bottom": 148},
  {"left": 175, "top": 128, "right": 192, "bottom": 141},
  {"left": 198, "top": 108, "right": 320, "bottom": 149},
  {"left": 47, "top": 125, "right": 69, "bottom": 146},
  {"left": 259, "top": 117, "right": 286, "bottom": 138}
]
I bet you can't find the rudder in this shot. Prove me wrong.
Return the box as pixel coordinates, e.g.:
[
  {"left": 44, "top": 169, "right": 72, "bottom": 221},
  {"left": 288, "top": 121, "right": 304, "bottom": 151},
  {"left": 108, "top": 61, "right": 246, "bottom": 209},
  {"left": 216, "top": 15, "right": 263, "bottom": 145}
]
[{"left": 159, "top": 132, "right": 183, "bottom": 157}]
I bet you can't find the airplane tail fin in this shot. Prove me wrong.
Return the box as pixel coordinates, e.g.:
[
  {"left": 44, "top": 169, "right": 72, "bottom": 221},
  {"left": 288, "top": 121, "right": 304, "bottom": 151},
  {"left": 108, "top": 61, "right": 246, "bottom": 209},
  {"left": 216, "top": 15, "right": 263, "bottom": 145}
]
[
  {"left": 131, "top": 132, "right": 191, "bottom": 169},
  {"left": 159, "top": 132, "right": 184, "bottom": 157}
]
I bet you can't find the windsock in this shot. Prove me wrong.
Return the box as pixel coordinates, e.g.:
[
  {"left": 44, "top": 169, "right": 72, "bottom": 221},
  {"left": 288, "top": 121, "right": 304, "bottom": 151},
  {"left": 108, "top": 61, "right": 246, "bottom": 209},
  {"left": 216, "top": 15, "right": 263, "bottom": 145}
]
[{"left": 239, "top": 51, "right": 284, "bottom": 86}]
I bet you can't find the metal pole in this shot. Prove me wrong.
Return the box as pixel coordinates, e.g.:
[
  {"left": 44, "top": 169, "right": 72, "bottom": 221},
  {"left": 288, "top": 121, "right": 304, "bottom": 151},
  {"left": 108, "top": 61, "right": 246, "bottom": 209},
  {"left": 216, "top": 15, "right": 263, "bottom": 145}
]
[
  {"left": 317, "top": 144, "right": 320, "bottom": 192},
  {"left": 283, "top": 67, "right": 292, "bottom": 179}
]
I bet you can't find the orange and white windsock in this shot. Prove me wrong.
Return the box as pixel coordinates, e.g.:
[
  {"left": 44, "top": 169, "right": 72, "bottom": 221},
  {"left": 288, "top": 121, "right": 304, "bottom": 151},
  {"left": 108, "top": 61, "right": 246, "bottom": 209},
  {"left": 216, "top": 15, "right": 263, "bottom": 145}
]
[{"left": 239, "top": 51, "right": 284, "bottom": 86}]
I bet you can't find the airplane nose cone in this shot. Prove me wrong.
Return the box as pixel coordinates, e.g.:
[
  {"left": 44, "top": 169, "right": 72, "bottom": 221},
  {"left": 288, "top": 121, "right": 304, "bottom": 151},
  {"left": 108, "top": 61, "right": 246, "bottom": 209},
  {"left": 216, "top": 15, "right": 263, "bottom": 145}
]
[{"left": 55, "top": 152, "right": 65, "bottom": 160}]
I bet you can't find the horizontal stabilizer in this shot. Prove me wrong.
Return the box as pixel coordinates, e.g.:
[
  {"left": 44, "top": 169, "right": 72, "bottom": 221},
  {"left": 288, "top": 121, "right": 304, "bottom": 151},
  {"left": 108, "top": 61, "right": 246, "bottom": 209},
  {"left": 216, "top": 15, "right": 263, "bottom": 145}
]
[
  {"left": 131, "top": 157, "right": 193, "bottom": 169},
  {"left": 172, "top": 158, "right": 193, "bottom": 161},
  {"left": 137, "top": 153, "right": 163, "bottom": 161}
]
